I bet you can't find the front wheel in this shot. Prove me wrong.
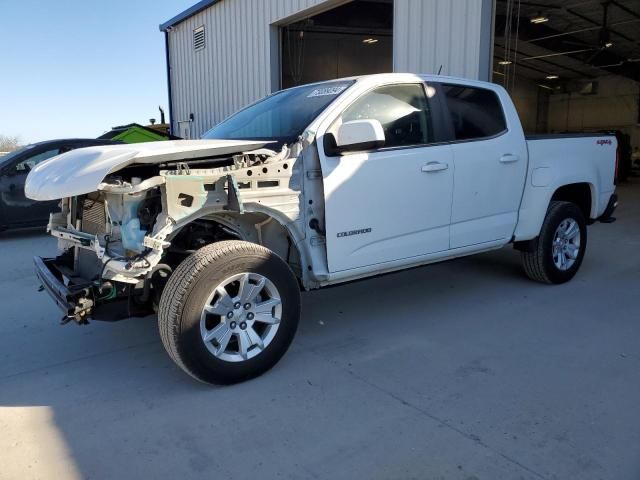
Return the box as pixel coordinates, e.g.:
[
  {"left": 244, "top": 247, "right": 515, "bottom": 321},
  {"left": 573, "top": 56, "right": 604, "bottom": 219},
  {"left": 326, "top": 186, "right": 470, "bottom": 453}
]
[
  {"left": 521, "top": 201, "right": 587, "bottom": 284},
  {"left": 158, "top": 241, "right": 301, "bottom": 385}
]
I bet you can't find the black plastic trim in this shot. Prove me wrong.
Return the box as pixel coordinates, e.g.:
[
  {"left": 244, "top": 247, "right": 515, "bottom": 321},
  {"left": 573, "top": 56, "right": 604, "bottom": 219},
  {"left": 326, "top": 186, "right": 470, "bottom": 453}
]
[
  {"left": 598, "top": 194, "right": 618, "bottom": 223},
  {"left": 34, "top": 256, "right": 78, "bottom": 314},
  {"left": 526, "top": 133, "right": 617, "bottom": 140}
]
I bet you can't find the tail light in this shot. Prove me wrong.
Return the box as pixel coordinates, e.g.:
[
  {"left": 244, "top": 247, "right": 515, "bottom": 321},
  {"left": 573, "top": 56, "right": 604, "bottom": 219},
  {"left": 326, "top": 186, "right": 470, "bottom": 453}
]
[{"left": 614, "top": 146, "right": 619, "bottom": 185}]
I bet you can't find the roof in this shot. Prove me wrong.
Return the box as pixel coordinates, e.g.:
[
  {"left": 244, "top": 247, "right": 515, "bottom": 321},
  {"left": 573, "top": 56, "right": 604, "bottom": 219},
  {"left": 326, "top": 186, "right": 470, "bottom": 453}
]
[{"left": 160, "top": 0, "right": 221, "bottom": 31}]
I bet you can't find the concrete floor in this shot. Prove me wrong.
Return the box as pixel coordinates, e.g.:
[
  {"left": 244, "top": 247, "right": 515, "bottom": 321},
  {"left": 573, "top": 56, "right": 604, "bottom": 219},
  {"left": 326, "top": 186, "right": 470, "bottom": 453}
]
[{"left": 0, "top": 182, "right": 638, "bottom": 480}]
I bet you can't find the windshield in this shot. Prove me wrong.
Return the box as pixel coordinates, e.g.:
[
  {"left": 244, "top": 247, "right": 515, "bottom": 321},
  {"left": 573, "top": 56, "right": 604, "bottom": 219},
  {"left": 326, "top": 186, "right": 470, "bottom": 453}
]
[{"left": 202, "top": 80, "right": 355, "bottom": 145}]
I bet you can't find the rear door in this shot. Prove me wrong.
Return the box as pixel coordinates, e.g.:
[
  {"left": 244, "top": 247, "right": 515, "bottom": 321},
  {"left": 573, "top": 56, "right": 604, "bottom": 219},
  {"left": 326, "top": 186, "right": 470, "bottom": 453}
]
[
  {"left": 439, "top": 84, "right": 528, "bottom": 249},
  {"left": 318, "top": 82, "right": 454, "bottom": 272}
]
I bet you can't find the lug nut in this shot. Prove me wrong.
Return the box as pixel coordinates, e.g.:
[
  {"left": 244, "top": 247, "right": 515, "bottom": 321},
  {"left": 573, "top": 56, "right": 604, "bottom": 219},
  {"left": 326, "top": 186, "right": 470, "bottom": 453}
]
[
  {"left": 226, "top": 312, "right": 234, "bottom": 319},
  {"left": 244, "top": 303, "right": 251, "bottom": 310},
  {"left": 247, "top": 312, "right": 255, "bottom": 320},
  {"left": 234, "top": 302, "right": 241, "bottom": 309},
  {"left": 230, "top": 321, "right": 237, "bottom": 329},
  {"left": 240, "top": 322, "right": 247, "bottom": 330}
]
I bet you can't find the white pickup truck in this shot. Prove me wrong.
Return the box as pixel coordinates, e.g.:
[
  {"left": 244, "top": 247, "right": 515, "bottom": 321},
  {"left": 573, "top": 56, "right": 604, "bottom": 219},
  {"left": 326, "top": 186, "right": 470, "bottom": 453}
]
[{"left": 26, "top": 73, "right": 618, "bottom": 384}]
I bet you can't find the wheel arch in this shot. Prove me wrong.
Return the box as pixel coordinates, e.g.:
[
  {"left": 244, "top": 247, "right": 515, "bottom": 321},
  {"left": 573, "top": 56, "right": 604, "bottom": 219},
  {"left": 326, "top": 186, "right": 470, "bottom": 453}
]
[
  {"left": 514, "top": 179, "right": 597, "bottom": 242},
  {"left": 166, "top": 207, "right": 312, "bottom": 285},
  {"left": 550, "top": 182, "right": 595, "bottom": 221}
]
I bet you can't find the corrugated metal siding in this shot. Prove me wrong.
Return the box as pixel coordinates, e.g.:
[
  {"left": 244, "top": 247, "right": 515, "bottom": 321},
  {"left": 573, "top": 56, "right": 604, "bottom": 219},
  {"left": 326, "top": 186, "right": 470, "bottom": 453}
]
[
  {"left": 167, "top": 0, "right": 490, "bottom": 138},
  {"left": 393, "top": 0, "right": 487, "bottom": 79}
]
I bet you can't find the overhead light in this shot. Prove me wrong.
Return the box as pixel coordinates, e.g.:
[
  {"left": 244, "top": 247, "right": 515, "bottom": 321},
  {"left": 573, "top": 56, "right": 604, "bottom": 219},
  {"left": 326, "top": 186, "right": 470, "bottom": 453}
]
[
  {"left": 498, "top": 60, "right": 512, "bottom": 65},
  {"left": 537, "top": 84, "right": 553, "bottom": 90},
  {"left": 530, "top": 16, "right": 549, "bottom": 24},
  {"left": 545, "top": 74, "right": 559, "bottom": 80},
  {"left": 605, "top": 41, "right": 613, "bottom": 48},
  {"left": 493, "top": 71, "right": 505, "bottom": 76},
  {"left": 363, "top": 38, "right": 378, "bottom": 44}
]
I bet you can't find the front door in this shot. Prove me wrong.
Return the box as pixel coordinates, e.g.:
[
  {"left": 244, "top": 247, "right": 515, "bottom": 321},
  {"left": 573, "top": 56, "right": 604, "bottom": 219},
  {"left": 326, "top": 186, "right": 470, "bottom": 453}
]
[
  {"left": 319, "top": 83, "right": 454, "bottom": 272},
  {"left": 0, "top": 147, "right": 61, "bottom": 227}
]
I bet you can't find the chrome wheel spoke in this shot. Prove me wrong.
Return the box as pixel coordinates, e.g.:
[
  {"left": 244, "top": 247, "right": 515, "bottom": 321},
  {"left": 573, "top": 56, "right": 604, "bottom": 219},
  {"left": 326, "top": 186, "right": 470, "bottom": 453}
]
[
  {"left": 240, "top": 276, "right": 266, "bottom": 304},
  {"left": 565, "top": 221, "right": 579, "bottom": 240},
  {"left": 254, "top": 312, "right": 280, "bottom": 325},
  {"left": 204, "top": 287, "right": 233, "bottom": 315},
  {"left": 204, "top": 322, "right": 231, "bottom": 345},
  {"left": 215, "top": 328, "right": 233, "bottom": 355},
  {"left": 204, "top": 302, "right": 228, "bottom": 316},
  {"left": 246, "top": 327, "right": 264, "bottom": 349},
  {"left": 566, "top": 244, "right": 579, "bottom": 259},
  {"left": 254, "top": 297, "right": 281, "bottom": 314},
  {"left": 236, "top": 331, "right": 251, "bottom": 359},
  {"left": 237, "top": 273, "right": 250, "bottom": 301}
]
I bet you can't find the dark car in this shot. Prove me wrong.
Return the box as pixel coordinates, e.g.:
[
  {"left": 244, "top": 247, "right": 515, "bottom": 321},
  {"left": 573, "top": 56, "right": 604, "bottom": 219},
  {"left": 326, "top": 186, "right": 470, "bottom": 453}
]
[{"left": 0, "top": 139, "right": 121, "bottom": 232}]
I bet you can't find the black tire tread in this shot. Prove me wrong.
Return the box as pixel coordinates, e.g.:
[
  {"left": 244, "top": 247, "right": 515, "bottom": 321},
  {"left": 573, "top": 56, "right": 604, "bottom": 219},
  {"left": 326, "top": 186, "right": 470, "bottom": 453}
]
[
  {"left": 521, "top": 201, "right": 584, "bottom": 284},
  {"left": 158, "top": 240, "right": 290, "bottom": 383}
]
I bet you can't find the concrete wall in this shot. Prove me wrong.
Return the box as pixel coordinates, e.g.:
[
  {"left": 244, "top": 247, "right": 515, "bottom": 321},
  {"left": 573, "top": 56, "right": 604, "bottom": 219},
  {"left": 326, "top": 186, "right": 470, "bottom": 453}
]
[{"left": 165, "top": 0, "right": 492, "bottom": 138}]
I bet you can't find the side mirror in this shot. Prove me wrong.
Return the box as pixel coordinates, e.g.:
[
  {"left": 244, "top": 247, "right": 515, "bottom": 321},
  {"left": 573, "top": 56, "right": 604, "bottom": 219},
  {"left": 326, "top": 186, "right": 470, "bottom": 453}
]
[{"left": 330, "top": 119, "right": 385, "bottom": 154}]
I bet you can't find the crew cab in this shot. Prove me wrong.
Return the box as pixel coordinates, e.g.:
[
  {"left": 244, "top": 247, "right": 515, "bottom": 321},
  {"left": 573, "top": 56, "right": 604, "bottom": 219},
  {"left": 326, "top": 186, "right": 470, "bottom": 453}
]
[{"left": 26, "top": 74, "right": 618, "bottom": 384}]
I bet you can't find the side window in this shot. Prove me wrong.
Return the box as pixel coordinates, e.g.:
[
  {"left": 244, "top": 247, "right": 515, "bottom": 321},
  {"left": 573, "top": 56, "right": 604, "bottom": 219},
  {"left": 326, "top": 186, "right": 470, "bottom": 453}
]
[
  {"left": 16, "top": 148, "right": 60, "bottom": 172},
  {"left": 441, "top": 85, "right": 507, "bottom": 141},
  {"left": 341, "top": 84, "right": 433, "bottom": 148}
]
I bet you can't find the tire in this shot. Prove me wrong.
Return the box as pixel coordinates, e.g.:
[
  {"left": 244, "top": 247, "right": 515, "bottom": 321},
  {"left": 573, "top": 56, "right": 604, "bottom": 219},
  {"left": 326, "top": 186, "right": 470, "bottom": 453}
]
[
  {"left": 158, "top": 240, "right": 300, "bottom": 385},
  {"left": 522, "top": 201, "right": 587, "bottom": 284}
]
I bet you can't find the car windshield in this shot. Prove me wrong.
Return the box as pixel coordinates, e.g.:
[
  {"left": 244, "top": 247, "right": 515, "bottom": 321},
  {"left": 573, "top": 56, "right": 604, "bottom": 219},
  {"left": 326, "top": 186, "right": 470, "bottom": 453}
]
[{"left": 202, "top": 80, "right": 355, "bottom": 145}]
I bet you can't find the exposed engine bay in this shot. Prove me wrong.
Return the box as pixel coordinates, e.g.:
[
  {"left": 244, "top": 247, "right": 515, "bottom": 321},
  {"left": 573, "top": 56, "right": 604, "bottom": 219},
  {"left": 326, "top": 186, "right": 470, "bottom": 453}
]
[{"left": 41, "top": 142, "right": 323, "bottom": 323}]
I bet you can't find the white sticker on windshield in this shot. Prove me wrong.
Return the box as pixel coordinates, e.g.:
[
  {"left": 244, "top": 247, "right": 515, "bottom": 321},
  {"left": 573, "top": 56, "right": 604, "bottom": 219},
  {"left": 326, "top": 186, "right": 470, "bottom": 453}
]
[{"left": 307, "top": 86, "right": 348, "bottom": 98}]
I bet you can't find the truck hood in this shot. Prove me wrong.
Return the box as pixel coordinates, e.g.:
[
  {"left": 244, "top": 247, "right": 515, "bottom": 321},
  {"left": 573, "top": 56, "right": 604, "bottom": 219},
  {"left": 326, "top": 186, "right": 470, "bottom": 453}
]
[{"left": 25, "top": 139, "right": 273, "bottom": 201}]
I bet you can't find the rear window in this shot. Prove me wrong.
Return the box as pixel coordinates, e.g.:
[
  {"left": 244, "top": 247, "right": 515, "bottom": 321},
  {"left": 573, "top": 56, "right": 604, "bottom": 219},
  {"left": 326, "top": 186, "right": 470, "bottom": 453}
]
[{"left": 441, "top": 85, "right": 507, "bottom": 141}]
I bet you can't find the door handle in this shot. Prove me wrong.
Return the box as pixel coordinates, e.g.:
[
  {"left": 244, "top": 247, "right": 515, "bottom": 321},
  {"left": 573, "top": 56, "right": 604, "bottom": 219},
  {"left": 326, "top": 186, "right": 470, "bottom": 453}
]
[
  {"left": 421, "top": 162, "right": 448, "bottom": 173},
  {"left": 500, "top": 154, "right": 520, "bottom": 163}
]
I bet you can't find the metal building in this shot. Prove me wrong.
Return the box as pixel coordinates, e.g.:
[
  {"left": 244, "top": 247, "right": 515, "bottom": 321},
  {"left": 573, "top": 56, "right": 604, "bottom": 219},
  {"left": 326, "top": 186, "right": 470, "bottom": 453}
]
[{"left": 160, "top": 0, "right": 494, "bottom": 139}]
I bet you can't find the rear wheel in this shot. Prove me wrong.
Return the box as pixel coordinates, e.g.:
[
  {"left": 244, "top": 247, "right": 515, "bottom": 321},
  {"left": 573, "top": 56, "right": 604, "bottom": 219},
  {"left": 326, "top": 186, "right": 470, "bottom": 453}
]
[
  {"left": 522, "top": 201, "right": 587, "bottom": 284},
  {"left": 158, "top": 240, "right": 300, "bottom": 384}
]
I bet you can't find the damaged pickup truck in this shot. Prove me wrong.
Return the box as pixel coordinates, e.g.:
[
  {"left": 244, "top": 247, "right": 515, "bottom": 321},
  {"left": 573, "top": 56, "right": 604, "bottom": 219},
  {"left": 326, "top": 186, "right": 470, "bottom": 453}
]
[{"left": 27, "top": 74, "right": 619, "bottom": 384}]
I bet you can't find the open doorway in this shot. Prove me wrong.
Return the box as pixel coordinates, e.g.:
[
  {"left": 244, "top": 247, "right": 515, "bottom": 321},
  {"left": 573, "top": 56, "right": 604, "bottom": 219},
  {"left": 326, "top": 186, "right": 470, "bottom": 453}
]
[
  {"left": 280, "top": 0, "right": 393, "bottom": 88},
  {"left": 493, "top": 0, "right": 640, "bottom": 180}
]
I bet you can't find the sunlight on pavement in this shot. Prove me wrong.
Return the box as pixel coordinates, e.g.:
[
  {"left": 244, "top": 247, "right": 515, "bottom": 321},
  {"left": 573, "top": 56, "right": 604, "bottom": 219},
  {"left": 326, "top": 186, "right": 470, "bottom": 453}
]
[{"left": 0, "top": 407, "right": 81, "bottom": 480}]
